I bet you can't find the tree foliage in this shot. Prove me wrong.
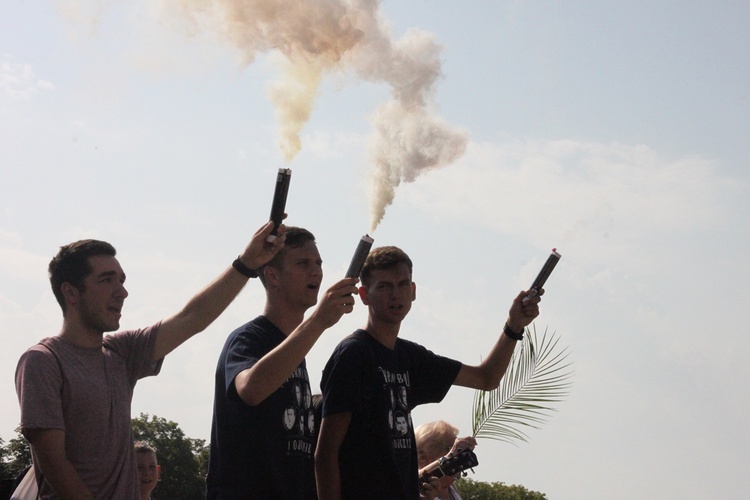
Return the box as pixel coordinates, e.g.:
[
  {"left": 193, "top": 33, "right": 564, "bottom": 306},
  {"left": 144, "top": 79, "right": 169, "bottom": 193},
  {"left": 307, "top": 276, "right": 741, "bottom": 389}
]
[
  {"left": 0, "top": 430, "right": 32, "bottom": 500},
  {"left": 0, "top": 429, "right": 31, "bottom": 479},
  {"left": 0, "top": 415, "right": 208, "bottom": 499},
  {"left": 454, "top": 477, "right": 548, "bottom": 499},
  {"left": 131, "top": 413, "right": 208, "bottom": 500}
]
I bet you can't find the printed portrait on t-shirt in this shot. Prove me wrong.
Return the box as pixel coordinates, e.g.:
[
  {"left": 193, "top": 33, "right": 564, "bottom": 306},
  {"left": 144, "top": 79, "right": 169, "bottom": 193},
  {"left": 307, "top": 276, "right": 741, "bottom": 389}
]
[
  {"left": 303, "top": 386, "right": 311, "bottom": 409},
  {"left": 397, "top": 386, "right": 408, "bottom": 409},
  {"left": 292, "top": 382, "right": 303, "bottom": 407},
  {"left": 395, "top": 411, "right": 408, "bottom": 436},
  {"left": 283, "top": 407, "right": 296, "bottom": 431},
  {"left": 307, "top": 409, "right": 315, "bottom": 434}
]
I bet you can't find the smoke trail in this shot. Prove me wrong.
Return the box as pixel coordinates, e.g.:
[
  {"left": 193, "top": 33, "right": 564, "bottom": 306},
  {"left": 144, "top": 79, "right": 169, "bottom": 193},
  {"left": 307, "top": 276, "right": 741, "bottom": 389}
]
[
  {"left": 164, "top": 0, "right": 467, "bottom": 230},
  {"left": 267, "top": 60, "right": 323, "bottom": 161},
  {"left": 368, "top": 101, "right": 467, "bottom": 233},
  {"left": 166, "top": 0, "right": 364, "bottom": 161}
]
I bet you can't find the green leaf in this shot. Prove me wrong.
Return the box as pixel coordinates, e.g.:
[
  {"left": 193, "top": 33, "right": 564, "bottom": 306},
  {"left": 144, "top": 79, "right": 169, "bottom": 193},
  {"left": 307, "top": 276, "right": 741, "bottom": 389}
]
[{"left": 472, "top": 324, "right": 574, "bottom": 445}]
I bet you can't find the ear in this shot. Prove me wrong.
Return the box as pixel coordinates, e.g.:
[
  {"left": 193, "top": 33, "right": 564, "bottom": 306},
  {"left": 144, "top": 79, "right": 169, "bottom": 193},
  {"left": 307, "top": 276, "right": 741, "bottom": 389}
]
[
  {"left": 263, "top": 266, "right": 279, "bottom": 286},
  {"left": 61, "top": 282, "right": 80, "bottom": 306},
  {"left": 411, "top": 282, "right": 417, "bottom": 301},
  {"left": 358, "top": 285, "right": 369, "bottom": 305}
]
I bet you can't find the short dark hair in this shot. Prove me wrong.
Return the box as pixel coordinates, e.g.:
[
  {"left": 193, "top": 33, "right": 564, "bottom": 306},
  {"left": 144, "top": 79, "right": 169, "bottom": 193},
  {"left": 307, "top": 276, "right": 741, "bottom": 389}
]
[
  {"left": 49, "top": 239, "right": 117, "bottom": 313},
  {"left": 360, "top": 246, "right": 413, "bottom": 288},
  {"left": 258, "top": 227, "right": 316, "bottom": 287},
  {"left": 134, "top": 441, "right": 157, "bottom": 455}
]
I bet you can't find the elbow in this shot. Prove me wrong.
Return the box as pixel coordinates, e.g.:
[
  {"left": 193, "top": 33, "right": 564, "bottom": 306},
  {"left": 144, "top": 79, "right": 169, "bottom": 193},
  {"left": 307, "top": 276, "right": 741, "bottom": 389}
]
[
  {"left": 478, "top": 380, "right": 499, "bottom": 392},
  {"left": 472, "top": 361, "right": 511, "bottom": 391},
  {"left": 314, "top": 445, "right": 336, "bottom": 474},
  {"left": 477, "top": 372, "right": 502, "bottom": 391},
  {"left": 314, "top": 448, "right": 327, "bottom": 467},
  {"left": 235, "top": 378, "right": 266, "bottom": 407},
  {"left": 234, "top": 371, "right": 269, "bottom": 407},
  {"left": 314, "top": 452, "right": 331, "bottom": 486},
  {"left": 238, "top": 388, "right": 265, "bottom": 407}
]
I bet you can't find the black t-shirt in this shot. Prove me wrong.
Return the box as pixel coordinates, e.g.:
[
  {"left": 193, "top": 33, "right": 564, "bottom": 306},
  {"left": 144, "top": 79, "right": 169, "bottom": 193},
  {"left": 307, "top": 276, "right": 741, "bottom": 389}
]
[
  {"left": 321, "top": 330, "right": 462, "bottom": 499},
  {"left": 207, "top": 316, "right": 316, "bottom": 499}
]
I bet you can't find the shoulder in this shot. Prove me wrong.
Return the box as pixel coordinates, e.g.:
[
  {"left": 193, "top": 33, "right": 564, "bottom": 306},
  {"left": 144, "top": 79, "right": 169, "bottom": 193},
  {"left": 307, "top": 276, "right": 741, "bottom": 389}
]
[
  {"left": 15, "top": 340, "right": 65, "bottom": 393},
  {"left": 322, "top": 332, "right": 375, "bottom": 380},
  {"left": 19, "top": 336, "right": 70, "bottom": 363},
  {"left": 394, "top": 337, "right": 431, "bottom": 356},
  {"left": 221, "top": 317, "right": 282, "bottom": 359},
  {"left": 17, "top": 340, "right": 59, "bottom": 370},
  {"left": 335, "top": 330, "right": 376, "bottom": 357},
  {"left": 103, "top": 322, "right": 160, "bottom": 352},
  {"left": 395, "top": 337, "right": 455, "bottom": 361},
  {"left": 236, "top": 316, "right": 282, "bottom": 338},
  {"left": 396, "top": 338, "right": 461, "bottom": 373},
  {"left": 25, "top": 337, "right": 59, "bottom": 354}
]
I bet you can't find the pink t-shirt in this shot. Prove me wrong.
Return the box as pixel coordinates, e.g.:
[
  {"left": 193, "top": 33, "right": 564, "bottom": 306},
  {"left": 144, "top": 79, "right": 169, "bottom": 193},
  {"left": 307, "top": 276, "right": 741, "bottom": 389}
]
[{"left": 15, "top": 324, "right": 163, "bottom": 499}]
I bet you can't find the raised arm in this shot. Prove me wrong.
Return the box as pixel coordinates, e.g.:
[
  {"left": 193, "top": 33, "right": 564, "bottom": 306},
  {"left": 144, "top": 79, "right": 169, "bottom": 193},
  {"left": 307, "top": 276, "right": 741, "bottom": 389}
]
[
  {"left": 315, "top": 412, "right": 352, "bottom": 500},
  {"left": 233, "top": 277, "right": 359, "bottom": 406},
  {"left": 453, "top": 290, "right": 542, "bottom": 390},
  {"left": 25, "top": 429, "right": 95, "bottom": 500},
  {"left": 152, "top": 221, "right": 286, "bottom": 361}
]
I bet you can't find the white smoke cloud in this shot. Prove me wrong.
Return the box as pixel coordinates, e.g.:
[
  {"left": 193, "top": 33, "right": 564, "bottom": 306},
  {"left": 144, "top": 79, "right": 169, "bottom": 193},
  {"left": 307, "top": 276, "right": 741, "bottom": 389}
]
[{"left": 161, "top": 0, "right": 467, "bottom": 231}]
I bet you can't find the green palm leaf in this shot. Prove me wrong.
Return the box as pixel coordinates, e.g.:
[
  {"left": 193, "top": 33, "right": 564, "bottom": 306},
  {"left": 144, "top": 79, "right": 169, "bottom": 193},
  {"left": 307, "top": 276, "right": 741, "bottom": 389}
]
[{"left": 472, "top": 324, "right": 574, "bottom": 445}]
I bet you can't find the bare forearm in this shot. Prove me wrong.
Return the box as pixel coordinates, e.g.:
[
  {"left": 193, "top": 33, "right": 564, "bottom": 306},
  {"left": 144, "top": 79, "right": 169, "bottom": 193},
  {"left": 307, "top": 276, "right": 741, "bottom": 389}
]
[
  {"left": 153, "top": 221, "right": 285, "bottom": 360},
  {"left": 30, "top": 438, "right": 94, "bottom": 500},
  {"left": 316, "top": 414, "right": 349, "bottom": 500},
  {"left": 154, "top": 267, "right": 249, "bottom": 360},
  {"left": 456, "top": 291, "right": 541, "bottom": 390},
  {"left": 476, "top": 332, "right": 518, "bottom": 388},
  {"left": 176, "top": 268, "right": 247, "bottom": 331},
  {"left": 236, "top": 278, "right": 358, "bottom": 405},
  {"left": 315, "top": 455, "right": 342, "bottom": 500},
  {"left": 236, "top": 315, "right": 328, "bottom": 406},
  {"left": 454, "top": 327, "right": 519, "bottom": 390},
  {"left": 39, "top": 460, "right": 95, "bottom": 500}
]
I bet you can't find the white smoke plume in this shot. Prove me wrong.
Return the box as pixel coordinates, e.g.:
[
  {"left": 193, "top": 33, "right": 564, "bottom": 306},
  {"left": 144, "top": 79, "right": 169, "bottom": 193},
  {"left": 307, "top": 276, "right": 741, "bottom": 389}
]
[{"left": 164, "top": 0, "right": 467, "bottom": 232}]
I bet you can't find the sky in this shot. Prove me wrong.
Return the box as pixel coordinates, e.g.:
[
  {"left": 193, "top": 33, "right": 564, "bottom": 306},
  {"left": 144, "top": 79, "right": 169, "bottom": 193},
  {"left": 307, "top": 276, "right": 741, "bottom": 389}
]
[{"left": 2, "top": 1, "right": 749, "bottom": 498}]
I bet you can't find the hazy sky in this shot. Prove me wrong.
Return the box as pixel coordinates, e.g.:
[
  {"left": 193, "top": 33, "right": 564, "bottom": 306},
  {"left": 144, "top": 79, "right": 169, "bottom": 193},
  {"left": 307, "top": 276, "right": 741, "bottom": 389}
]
[{"left": 2, "top": 1, "right": 749, "bottom": 498}]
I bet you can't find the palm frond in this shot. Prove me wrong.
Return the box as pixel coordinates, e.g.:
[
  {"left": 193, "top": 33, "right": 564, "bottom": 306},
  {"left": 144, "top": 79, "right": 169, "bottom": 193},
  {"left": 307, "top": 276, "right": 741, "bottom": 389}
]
[{"left": 472, "top": 324, "right": 574, "bottom": 445}]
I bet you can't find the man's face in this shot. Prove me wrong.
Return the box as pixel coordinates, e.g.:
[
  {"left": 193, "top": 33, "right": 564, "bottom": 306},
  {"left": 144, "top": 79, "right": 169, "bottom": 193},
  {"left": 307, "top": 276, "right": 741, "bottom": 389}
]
[
  {"left": 274, "top": 241, "right": 323, "bottom": 310},
  {"left": 136, "top": 451, "right": 160, "bottom": 498},
  {"left": 360, "top": 263, "right": 415, "bottom": 324},
  {"left": 75, "top": 255, "right": 128, "bottom": 333}
]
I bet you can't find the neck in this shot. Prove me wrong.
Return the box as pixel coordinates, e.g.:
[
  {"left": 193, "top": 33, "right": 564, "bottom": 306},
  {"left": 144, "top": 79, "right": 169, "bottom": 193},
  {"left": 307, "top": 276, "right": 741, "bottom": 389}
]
[
  {"left": 263, "top": 302, "right": 306, "bottom": 336},
  {"left": 59, "top": 319, "right": 104, "bottom": 348},
  {"left": 364, "top": 318, "right": 401, "bottom": 349}
]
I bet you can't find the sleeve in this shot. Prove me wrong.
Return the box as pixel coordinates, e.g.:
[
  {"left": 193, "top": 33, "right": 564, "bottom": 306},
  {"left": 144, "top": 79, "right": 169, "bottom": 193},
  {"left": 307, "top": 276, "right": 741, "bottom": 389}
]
[
  {"left": 15, "top": 347, "right": 65, "bottom": 433},
  {"left": 222, "top": 329, "right": 267, "bottom": 402},
  {"left": 405, "top": 341, "right": 462, "bottom": 407},
  {"left": 320, "top": 339, "right": 372, "bottom": 418},
  {"left": 105, "top": 321, "right": 164, "bottom": 385}
]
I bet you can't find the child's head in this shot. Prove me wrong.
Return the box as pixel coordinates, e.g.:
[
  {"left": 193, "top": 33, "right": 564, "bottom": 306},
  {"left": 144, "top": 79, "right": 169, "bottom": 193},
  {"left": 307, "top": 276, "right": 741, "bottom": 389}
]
[{"left": 134, "top": 441, "right": 161, "bottom": 500}]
